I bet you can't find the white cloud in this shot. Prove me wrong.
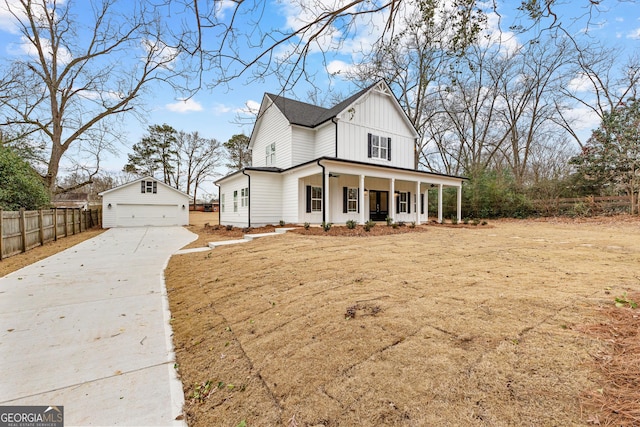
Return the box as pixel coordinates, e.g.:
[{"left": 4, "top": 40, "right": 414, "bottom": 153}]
[
  {"left": 627, "top": 28, "right": 640, "bottom": 39},
  {"left": 326, "top": 60, "right": 353, "bottom": 77},
  {"left": 213, "top": 103, "right": 232, "bottom": 114},
  {"left": 6, "top": 35, "right": 73, "bottom": 64},
  {"left": 236, "top": 100, "right": 260, "bottom": 115},
  {"left": 0, "top": 0, "right": 67, "bottom": 34},
  {"left": 568, "top": 74, "right": 594, "bottom": 93},
  {"left": 166, "top": 99, "right": 203, "bottom": 113}
]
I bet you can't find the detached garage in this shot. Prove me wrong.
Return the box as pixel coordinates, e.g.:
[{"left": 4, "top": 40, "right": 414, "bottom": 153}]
[{"left": 99, "top": 176, "right": 190, "bottom": 228}]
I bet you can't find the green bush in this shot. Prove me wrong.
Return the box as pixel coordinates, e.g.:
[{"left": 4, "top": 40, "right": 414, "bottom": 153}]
[
  {"left": 346, "top": 219, "right": 357, "bottom": 229},
  {"left": 0, "top": 145, "right": 50, "bottom": 210},
  {"left": 364, "top": 220, "right": 375, "bottom": 232},
  {"left": 322, "top": 221, "right": 332, "bottom": 232},
  {"left": 304, "top": 222, "right": 310, "bottom": 230}
]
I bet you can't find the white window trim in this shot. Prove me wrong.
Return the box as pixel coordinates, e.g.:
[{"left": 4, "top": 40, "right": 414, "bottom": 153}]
[
  {"left": 399, "top": 192, "right": 408, "bottom": 213},
  {"left": 220, "top": 194, "right": 225, "bottom": 213},
  {"left": 265, "top": 143, "right": 276, "bottom": 166},
  {"left": 347, "top": 187, "right": 358, "bottom": 213},
  {"left": 371, "top": 135, "right": 389, "bottom": 160},
  {"left": 311, "top": 186, "right": 322, "bottom": 212},
  {"left": 233, "top": 190, "right": 238, "bottom": 212},
  {"left": 241, "top": 187, "right": 249, "bottom": 207}
]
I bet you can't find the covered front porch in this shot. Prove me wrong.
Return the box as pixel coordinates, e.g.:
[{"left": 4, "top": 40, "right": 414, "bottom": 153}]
[{"left": 298, "top": 158, "right": 465, "bottom": 225}]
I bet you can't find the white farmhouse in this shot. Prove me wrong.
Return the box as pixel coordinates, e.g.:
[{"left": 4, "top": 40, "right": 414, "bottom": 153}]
[{"left": 216, "top": 81, "right": 465, "bottom": 227}]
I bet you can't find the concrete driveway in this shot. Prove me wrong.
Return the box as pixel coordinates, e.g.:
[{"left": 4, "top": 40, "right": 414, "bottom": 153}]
[{"left": 0, "top": 227, "right": 197, "bottom": 426}]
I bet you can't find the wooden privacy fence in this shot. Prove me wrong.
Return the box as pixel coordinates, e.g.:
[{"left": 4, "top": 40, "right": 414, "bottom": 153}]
[{"left": 0, "top": 208, "right": 101, "bottom": 260}]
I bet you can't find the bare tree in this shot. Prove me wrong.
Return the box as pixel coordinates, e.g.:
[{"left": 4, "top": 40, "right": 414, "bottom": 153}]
[
  {"left": 175, "top": 130, "right": 223, "bottom": 204},
  {"left": 0, "top": 0, "right": 189, "bottom": 195}
]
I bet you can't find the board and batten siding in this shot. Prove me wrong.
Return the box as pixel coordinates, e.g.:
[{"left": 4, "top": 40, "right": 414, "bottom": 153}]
[
  {"left": 219, "top": 174, "right": 249, "bottom": 227},
  {"left": 336, "top": 90, "right": 415, "bottom": 169},
  {"left": 247, "top": 171, "right": 282, "bottom": 226},
  {"left": 101, "top": 179, "right": 189, "bottom": 228},
  {"left": 251, "top": 99, "right": 292, "bottom": 168}
]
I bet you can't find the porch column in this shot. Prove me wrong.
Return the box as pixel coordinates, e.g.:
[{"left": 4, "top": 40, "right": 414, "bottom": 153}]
[
  {"left": 424, "top": 189, "right": 429, "bottom": 222},
  {"left": 437, "top": 184, "right": 443, "bottom": 223},
  {"left": 457, "top": 184, "right": 462, "bottom": 221},
  {"left": 415, "top": 181, "right": 421, "bottom": 225},
  {"left": 359, "top": 175, "right": 366, "bottom": 225},
  {"left": 390, "top": 178, "right": 395, "bottom": 221},
  {"left": 324, "top": 172, "right": 330, "bottom": 224}
]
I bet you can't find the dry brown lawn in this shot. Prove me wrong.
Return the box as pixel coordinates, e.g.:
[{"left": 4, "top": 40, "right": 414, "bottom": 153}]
[{"left": 166, "top": 215, "right": 640, "bottom": 426}]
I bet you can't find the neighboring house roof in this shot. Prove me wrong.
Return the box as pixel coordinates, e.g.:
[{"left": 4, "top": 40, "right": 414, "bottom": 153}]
[
  {"left": 98, "top": 176, "right": 190, "bottom": 197},
  {"left": 52, "top": 192, "right": 89, "bottom": 208}
]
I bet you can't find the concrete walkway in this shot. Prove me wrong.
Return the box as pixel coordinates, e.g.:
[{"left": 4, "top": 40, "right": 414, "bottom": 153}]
[{"left": 0, "top": 227, "right": 197, "bottom": 426}]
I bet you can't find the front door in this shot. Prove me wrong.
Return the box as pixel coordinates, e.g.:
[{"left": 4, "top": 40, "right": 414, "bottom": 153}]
[{"left": 369, "top": 190, "right": 388, "bottom": 221}]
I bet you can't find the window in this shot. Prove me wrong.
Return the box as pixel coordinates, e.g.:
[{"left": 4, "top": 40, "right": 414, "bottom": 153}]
[
  {"left": 311, "top": 186, "right": 322, "bottom": 212},
  {"left": 396, "top": 192, "right": 411, "bottom": 214},
  {"left": 306, "top": 185, "right": 323, "bottom": 213},
  {"left": 241, "top": 187, "right": 249, "bottom": 207},
  {"left": 343, "top": 187, "right": 359, "bottom": 213},
  {"left": 367, "top": 134, "right": 391, "bottom": 161},
  {"left": 265, "top": 143, "right": 276, "bottom": 166},
  {"left": 221, "top": 194, "right": 225, "bottom": 213},
  {"left": 233, "top": 190, "right": 238, "bottom": 212},
  {"left": 140, "top": 180, "right": 157, "bottom": 194}
]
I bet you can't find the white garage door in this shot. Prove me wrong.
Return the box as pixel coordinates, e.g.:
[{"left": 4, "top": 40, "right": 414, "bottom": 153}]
[{"left": 116, "top": 204, "right": 179, "bottom": 227}]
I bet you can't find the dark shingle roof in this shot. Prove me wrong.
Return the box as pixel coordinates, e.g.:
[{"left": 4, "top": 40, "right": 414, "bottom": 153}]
[{"left": 265, "top": 83, "right": 375, "bottom": 128}]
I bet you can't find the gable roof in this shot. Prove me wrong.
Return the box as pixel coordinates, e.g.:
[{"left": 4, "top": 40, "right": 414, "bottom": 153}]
[
  {"left": 264, "top": 83, "right": 372, "bottom": 128},
  {"left": 98, "top": 176, "right": 190, "bottom": 197}
]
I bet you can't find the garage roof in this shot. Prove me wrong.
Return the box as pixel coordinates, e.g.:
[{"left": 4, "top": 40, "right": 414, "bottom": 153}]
[{"left": 98, "top": 176, "right": 190, "bottom": 197}]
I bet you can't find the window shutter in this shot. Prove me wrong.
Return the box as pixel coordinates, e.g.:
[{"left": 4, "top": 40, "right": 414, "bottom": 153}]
[
  {"left": 367, "top": 133, "right": 372, "bottom": 158},
  {"left": 141, "top": 181, "right": 145, "bottom": 193},
  {"left": 357, "top": 189, "right": 360, "bottom": 213},
  {"left": 396, "top": 191, "right": 400, "bottom": 213},
  {"left": 343, "top": 187, "right": 348, "bottom": 213},
  {"left": 421, "top": 194, "right": 424, "bottom": 214},
  {"left": 387, "top": 138, "right": 392, "bottom": 161},
  {"left": 306, "top": 185, "right": 312, "bottom": 213},
  {"left": 152, "top": 181, "right": 157, "bottom": 194},
  {"left": 407, "top": 192, "right": 411, "bottom": 214}
]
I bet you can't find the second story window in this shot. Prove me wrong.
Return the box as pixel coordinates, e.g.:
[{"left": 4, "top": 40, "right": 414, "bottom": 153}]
[
  {"left": 141, "top": 180, "right": 157, "bottom": 194},
  {"left": 266, "top": 143, "right": 276, "bottom": 166},
  {"left": 368, "top": 133, "right": 391, "bottom": 161}
]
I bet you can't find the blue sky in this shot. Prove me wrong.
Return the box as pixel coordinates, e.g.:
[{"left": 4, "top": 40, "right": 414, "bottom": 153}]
[{"left": 0, "top": 0, "right": 638, "bottom": 198}]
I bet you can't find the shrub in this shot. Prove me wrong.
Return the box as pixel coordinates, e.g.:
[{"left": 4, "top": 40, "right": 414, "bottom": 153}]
[
  {"left": 322, "top": 221, "right": 332, "bottom": 232},
  {"left": 397, "top": 220, "right": 406, "bottom": 227},
  {"left": 279, "top": 220, "right": 285, "bottom": 226},
  {"left": 385, "top": 216, "right": 393, "bottom": 226},
  {"left": 364, "top": 220, "right": 375, "bottom": 232},
  {"left": 225, "top": 224, "right": 233, "bottom": 231},
  {"left": 463, "top": 217, "right": 470, "bottom": 224},
  {"left": 346, "top": 219, "right": 357, "bottom": 229},
  {"left": 391, "top": 222, "right": 399, "bottom": 229},
  {"left": 409, "top": 221, "right": 416, "bottom": 228},
  {"left": 303, "top": 222, "right": 310, "bottom": 230},
  {"left": 450, "top": 215, "right": 458, "bottom": 225}
]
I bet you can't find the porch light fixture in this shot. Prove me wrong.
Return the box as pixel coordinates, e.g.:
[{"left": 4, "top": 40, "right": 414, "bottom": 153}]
[
  {"left": 182, "top": 204, "right": 186, "bottom": 210},
  {"left": 107, "top": 203, "right": 112, "bottom": 209},
  {"left": 364, "top": 188, "right": 368, "bottom": 195}
]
